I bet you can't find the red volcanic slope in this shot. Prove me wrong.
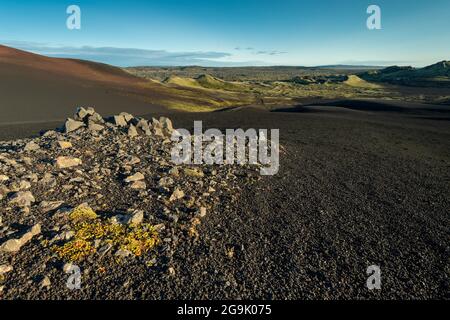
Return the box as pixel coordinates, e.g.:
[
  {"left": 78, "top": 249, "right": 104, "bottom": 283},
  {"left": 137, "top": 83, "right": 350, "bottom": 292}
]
[
  {"left": 0, "top": 45, "right": 175, "bottom": 124},
  {"left": 0, "top": 45, "right": 143, "bottom": 85}
]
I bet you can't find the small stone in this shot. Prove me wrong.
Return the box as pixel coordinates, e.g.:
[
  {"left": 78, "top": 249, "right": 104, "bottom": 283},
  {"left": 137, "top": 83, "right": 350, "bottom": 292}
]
[
  {"left": 0, "top": 175, "right": 9, "bottom": 183},
  {"left": 39, "top": 201, "right": 65, "bottom": 213},
  {"left": 158, "top": 177, "right": 174, "bottom": 187},
  {"left": 0, "top": 225, "right": 39, "bottom": 252},
  {"left": 129, "top": 210, "right": 144, "bottom": 225},
  {"left": 0, "top": 186, "right": 9, "bottom": 201},
  {"left": 198, "top": 207, "right": 207, "bottom": 218},
  {"left": 8, "top": 191, "right": 35, "bottom": 207},
  {"left": 42, "top": 130, "right": 56, "bottom": 137},
  {"left": 0, "top": 239, "right": 22, "bottom": 253},
  {"left": 55, "top": 230, "right": 74, "bottom": 241},
  {"left": 119, "top": 112, "right": 134, "bottom": 123},
  {"left": 168, "top": 214, "right": 179, "bottom": 224},
  {"left": 75, "top": 107, "right": 90, "bottom": 120},
  {"left": 184, "top": 168, "right": 204, "bottom": 178},
  {"left": 159, "top": 117, "right": 174, "bottom": 135},
  {"left": 22, "top": 157, "right": 33, "bottom": 166},
  {"left": 63, "top": 263, "right": 75, "bottom": 273},
  {"left": 124, "top": 156, "right": 140, "bottom": 166},
  {"left": 10, "top": 180, "right": 31, "bottom": 191},
  {"left": 153, "top": 127, "right": 164, "bottom": 137},
  {"left": 98, "top": 243, "right": 113, "bottom": 257},
  {"left": 113, "top": 115, "right": 127, "bottom": 127},
  {"left": 115, "top": 249, "right": 132, "bottom": 258},
  {"left": 124, "top": 172, "right": 145, "bottom": 183},
  {"left": 57, "top": 141, "right": 73, "bottom": 149},
  {"left": 24, "top": 141, "right": 40, "bottom": 152},
  {"left": 30, "top": 223, "right": 41, "bottom": 236},
  {"left": 128, "top": 124, "right": 138, "bottom": 138},
  {"left": 86, "top": 110, "right": 104, "bottom": 123},
  {"left": 39, "top": 173, "right": 56, "bottom": 186},
  {"left": 55, "top": 156, "right": 82, "bottom": 169},
  {"left": 88, "top": 122, "right": 104, "bottom": 131},
  {"left": 169, "top": 167, "right": 180, "bottom": 177},
  {"left": 110, "top": 214, "right": 129, "bottom": 225},
  {"left": 226, "top": 247, "right": 235, "bottom": 259},
  {"left": 40, "top": 276, "right": 51, "bottom": 289},
  {"left": 154, "top": 224, "right": 166, "bottom": 232},
  {"left": 130, "top": 181, "right": 146, "bottom": 190},
  {"left": 168, "top": 267, "right": 176, "bottom": 275},
  {"left": 65, "top": 118, "right": 85, "bottom": 133},
  {"left": 136, "top": 119, "right": 151, "bottom": 133},
  {"left": 169, "top": 188, "right": 185, "bottom": 201},
  {"left": 0, "top": 264, "right": 13, "bottom": 275}
]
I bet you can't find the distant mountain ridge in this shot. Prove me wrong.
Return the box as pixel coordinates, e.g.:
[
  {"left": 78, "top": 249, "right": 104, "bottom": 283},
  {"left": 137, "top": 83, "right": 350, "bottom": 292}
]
[{"left": 360, "top": 61, "right": 450, "bottom": 87}]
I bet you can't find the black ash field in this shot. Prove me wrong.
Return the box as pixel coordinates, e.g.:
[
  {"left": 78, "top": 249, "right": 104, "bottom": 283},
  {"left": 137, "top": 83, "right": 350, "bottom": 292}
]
[{"left": 1, "top": 103, "right": 449, "bottom": 299}]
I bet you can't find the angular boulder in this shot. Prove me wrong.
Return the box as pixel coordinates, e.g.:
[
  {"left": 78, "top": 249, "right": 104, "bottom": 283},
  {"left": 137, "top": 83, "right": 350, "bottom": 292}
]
[
  {"left": 8, "top": 191, "right": 35, "bottom": 207},
  {"left": 55, "top": 156, "right": 82, "bottom": 169},
  {"left": 64, "top": 118, "right": 85, "bottom": 133}
]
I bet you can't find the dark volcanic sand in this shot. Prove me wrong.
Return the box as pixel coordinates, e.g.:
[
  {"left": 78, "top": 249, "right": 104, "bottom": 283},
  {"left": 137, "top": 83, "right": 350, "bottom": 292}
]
[{"left": 1, "top": 102, "right": 449, "bottom": 299}]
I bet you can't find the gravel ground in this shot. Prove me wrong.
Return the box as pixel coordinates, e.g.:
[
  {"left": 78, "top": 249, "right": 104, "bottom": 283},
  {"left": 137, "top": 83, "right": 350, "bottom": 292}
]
[{"left": 0, "top": 102, "right": 449, "bottom": 299}]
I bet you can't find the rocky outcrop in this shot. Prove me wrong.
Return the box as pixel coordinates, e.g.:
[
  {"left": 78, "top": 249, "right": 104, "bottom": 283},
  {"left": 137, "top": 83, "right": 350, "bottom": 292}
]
[{"left": 0, "top": 107, "right": 257, "bottom": 297}]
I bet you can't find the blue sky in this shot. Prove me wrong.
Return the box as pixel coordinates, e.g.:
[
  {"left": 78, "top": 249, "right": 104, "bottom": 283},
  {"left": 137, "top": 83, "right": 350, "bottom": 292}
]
[{"left": 0, "top": 0, "right": 449, "bottom": 67}]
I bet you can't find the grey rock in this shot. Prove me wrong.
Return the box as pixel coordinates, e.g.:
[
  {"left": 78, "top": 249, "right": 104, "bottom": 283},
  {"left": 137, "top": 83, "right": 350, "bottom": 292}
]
[
  {"left": 0, "top": 264, "right": 13, "bottom": 275},
  {"left": 24, "top": 141, "right": 40, "bottom": 152},
  {"left": 113, "top": 115, "right": 128, "bottom": 127},
  {"left": 169, "top": 188, "right": 185, "bottom": 201},
  {"left": 158, "top": 177, "right": 174, "bottom": 187},
  {"left": 128, "top": 125, "right": 138, "bottom": 138},
  {"left": 39, "top": 201, "right": 65, "bottom": 213},
  {"left": 115, "top": 249, "right": 132, "bottom": 258},
  {"left": 74, "top": 107, "right": 90, "bottom": 121},
  {"left": 0, "top": 224, "right": 40, "bottom": 253},
  {"left": 65, "top": 118, "right": 85, "bottom": 133},
  {"left": 124, "top": 172, "right": 145, "bottom": 183},
  {"left": 57, "top": 141, "right": 73, "bottom": 149},
  {"left": 129, "top": 210, "right": 144, "bottom": 225},
  {"left": 119, "top": 112, "right": 134, "bottom": 123},
  {"left": 10, "top": 180, "right": 31, "bottom": 191},
  {"left": 40, "top": 276, "right": 51, "bottom": 289},
  {"left": 8, "top": 191, "right": 35, "bottom": 207},
  {"left": 88, "top": 121, "right": 105, "bottom": 131},
  {"left": 55, "top": 156, "right": 82, "bottom": 169},
  {"left": 130, "top": 181, "right": 146, "bottom": 190}
]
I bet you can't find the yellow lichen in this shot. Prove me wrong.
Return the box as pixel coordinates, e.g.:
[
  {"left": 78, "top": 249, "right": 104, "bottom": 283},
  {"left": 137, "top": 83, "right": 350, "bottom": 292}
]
[
  {"left": 53, "top": 239, "right": 96, "bottom": 262},
  {"left": 69, "top": 205, "right": 98, "bottom": 222},
  {"left": 188, "top": 226, "right": 199, "bottom": 238},
  {"left": 120, "top": 226, "right": 159, "bottom": 257},
  {"left": 52, "top": 208, "right": 160, "bottom": 262}
]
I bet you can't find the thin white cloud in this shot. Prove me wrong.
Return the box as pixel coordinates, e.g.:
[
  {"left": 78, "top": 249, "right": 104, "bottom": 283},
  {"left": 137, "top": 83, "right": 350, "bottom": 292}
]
[
  {"left": 234, "top": 46, "right": 287, "bottom": 56},
  {"left": 2, "top": 41, "right": 234, "bottom": 67}
]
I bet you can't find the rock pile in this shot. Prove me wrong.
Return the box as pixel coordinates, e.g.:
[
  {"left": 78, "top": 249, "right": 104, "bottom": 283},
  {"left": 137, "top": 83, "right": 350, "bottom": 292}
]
[{"left": 0, "top": 107, "right": 257, "bottom": 296}]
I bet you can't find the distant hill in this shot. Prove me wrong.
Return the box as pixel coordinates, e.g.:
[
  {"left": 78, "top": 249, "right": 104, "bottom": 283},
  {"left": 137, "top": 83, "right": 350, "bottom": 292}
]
[
  {"left": 343, "top": 75, "right": 381, "bottom": 89},
  {"left": 360, "top": 61, "right": 450, "bottom": 87},
  {"left": 127, "top": 65, "right": 381, "bottom": 82},
  {"left": 195, "top": 74, "right": 245, "bottom": 91},
  {"left": 316, "top": 65, "right": 384, "bottom": 70},
  {"left": 163, "top": 74, "right": 247, "bottom": 92}
]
